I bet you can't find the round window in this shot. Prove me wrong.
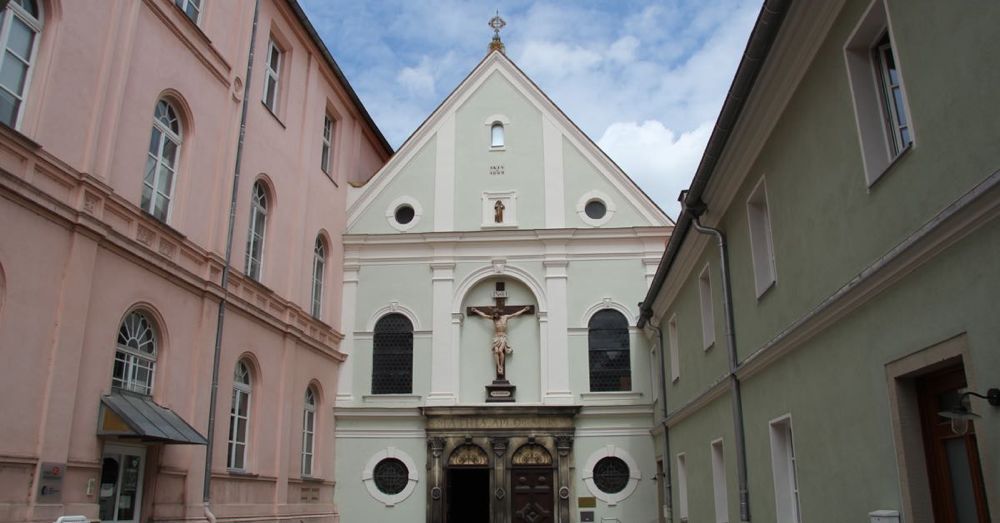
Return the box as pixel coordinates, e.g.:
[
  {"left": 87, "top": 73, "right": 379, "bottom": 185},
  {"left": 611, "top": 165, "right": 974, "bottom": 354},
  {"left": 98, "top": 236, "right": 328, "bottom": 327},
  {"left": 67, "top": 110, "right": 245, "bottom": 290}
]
[
  {"left": 592, "top": 456, "right": 629, "bottom": 494},
  {"left": 373, "top": 458, "right": 409, "bottom": 495},
  {"left": 394, "top": 205, "right": 415, "bottom": 225},
  {"left": 585, "top": 199, "right": 607, "bottom": 220}
]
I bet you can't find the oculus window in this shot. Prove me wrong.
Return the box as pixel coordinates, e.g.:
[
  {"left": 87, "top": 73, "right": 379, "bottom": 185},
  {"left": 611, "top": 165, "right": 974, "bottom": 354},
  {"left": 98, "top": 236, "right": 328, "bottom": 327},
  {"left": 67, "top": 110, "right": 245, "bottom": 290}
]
[
  {"left": 588, "top": 309, "right": 631, "bottom": 392},
  {"left": 593, "top": 456, "right": 630, "bottom": 494},
  {"left": 585, "top": 199, "right": 607, "bottom": 220},
  {"left": 394, "top": 204, "right": 415, "bottom": 225},
  {"left": 371, "top": 313, "right": 413, "bottom": 394},
  {"left": 373, "top": 458, "right": 409, "bottom": 495}
]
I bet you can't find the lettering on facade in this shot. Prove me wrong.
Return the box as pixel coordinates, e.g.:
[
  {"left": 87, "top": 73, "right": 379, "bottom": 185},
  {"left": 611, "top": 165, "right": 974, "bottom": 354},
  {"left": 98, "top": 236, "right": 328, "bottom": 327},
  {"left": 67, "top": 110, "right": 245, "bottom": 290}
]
[
  {"left": 489, "top": 164, "right": 504, "bottom": 176},
  {"left": 426, "top": 416, "right": 573, "bottom": 431}
]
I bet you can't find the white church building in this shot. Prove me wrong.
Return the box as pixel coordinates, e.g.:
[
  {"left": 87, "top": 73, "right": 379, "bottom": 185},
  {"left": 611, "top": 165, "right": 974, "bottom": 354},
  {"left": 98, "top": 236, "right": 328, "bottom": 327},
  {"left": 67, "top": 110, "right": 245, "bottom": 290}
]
[{"left": 333, "top": 30, "right": 672, "bottom": 522}]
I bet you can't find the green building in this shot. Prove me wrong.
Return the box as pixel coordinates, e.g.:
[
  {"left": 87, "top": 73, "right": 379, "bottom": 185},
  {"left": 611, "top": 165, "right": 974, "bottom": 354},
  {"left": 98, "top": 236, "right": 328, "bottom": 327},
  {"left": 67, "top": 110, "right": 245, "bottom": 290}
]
[{"left": 638, "top": 1, "right": 1000, "bottom": 522}]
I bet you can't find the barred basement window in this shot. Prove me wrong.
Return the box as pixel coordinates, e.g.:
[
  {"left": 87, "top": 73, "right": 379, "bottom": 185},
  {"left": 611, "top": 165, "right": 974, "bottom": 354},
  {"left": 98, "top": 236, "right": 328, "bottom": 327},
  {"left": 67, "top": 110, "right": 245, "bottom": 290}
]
[
  {"left": 371, "top": 313, "right": 413, "bottom": 394},
  {"left": 373, "top": 458, "right": 408, "bottom": 495},
  {"left": 588, "top": 309, "right": 631, "bottom": 391},
  {"left": 593, "top": 456, "right": 630, "bottom": 494}
]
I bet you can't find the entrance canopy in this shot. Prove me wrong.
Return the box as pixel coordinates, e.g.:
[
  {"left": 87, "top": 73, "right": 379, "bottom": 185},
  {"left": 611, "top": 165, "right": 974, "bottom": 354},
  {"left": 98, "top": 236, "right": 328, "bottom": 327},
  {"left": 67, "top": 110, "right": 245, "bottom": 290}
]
[{"left": 98, "top": 391, "right": 207, "bottom": 445}]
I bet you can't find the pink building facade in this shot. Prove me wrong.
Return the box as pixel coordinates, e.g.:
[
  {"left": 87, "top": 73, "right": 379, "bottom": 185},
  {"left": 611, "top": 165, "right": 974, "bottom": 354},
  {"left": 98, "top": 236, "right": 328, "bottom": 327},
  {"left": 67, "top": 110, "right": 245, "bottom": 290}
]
[{"left": 0, "top": 1, "right": 390, "bottom": 522}]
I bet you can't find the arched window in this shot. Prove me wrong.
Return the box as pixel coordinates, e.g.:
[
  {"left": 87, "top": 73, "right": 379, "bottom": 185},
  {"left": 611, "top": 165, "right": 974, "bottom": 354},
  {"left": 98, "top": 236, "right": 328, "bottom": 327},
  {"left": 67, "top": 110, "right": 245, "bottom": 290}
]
[
  {"left": 245, "top": 181, "right": 268, "bottom": 281},
  {"left": 301, "top": 387, "right": 316, "bottom": 476},
  {"left": 588, "top": 309, "right": 631, "bottom": 392},
  {"left": 310, "top": 236, "right": 326, "bottom": 318},
  {"left": 227, "top": 360, "right": 252, "bottom": 470},
  {"left": 112, "top": 310, "right": 158, "bottom": 395},
  {"left": 371, "top": 313, "right": 413, "bottom": 394},
  {"left": 142, "top": 100, "right": 182, "bottom": 221},
  {"left": 0, "top": 0, "right": 42, "bottom": 129},
  {"left": 490, "top": 122, "right": 504, "bottom": 148}
]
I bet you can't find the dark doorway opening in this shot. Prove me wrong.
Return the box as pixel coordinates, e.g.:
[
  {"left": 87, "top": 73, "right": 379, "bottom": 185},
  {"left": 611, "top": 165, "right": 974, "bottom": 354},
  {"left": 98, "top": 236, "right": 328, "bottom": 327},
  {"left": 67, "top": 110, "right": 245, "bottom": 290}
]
[{"left": 446, "top": 467, "right": 490, "bottom": 523}]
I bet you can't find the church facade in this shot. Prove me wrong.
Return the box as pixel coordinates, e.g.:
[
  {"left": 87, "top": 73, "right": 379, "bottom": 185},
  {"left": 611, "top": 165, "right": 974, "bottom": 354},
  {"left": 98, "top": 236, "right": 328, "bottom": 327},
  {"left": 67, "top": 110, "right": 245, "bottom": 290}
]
[{"left": 333, "top": 45, "right": 672, "bottom": 522}]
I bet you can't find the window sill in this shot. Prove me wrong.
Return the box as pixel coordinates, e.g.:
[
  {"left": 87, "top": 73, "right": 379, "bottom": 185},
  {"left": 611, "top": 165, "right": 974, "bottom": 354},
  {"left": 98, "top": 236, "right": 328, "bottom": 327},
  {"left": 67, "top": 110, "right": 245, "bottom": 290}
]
[
  {"left": 580, "top": 391, "right": 642, "bottom": 402},
  {"left": 754, "top": 279, "right": 776, "bottom": 302},
  {"left": 322, "top": 169, "right": 339, "bottom": 187},
  {"left": 261, "top": 101, "right": 286, "bottom": 129},
  {"left": 227, "top": 469, "right": 258, "bottom": 478},
  {"left": 301, "top": 475, "right": 326, "bottom": 483},
  {"left": 703, "top": 340, "right": 715, "bottom": 352},
  {"left": 362, "top": 394, "right": 422, "bottom": 404},
  {"left": 489, "top": 146, "right": 506, "bottom": 152},
  {"left": 867, "top": 142, "right": 913, "bottom": 190}
]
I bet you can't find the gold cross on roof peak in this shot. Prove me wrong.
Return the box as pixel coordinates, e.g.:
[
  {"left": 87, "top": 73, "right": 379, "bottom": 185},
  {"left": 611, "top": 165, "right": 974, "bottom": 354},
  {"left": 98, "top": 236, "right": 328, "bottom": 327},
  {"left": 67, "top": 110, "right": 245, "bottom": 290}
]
[{"left": 488, "top": 11, "right": 507, "bottom": 54}]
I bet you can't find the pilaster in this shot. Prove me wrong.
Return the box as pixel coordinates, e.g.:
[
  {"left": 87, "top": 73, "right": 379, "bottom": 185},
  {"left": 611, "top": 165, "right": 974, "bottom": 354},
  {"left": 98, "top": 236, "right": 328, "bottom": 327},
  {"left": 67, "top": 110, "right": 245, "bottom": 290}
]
[
  {"left": 427, "top": 262, "right": 458, "bottom": 405},
  {"left": 335, "top": 262, "right": 360, "bottom": 405},
  {"left": 543, "top": 257, "right": 572, "bottom": 404}
]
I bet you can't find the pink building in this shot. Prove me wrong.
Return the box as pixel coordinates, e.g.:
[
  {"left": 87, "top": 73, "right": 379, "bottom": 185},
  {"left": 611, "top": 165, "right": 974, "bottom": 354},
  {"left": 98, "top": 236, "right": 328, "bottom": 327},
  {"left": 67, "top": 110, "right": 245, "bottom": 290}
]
[{"left": 0, "top": 1, "right": 390, "bottom": 522}]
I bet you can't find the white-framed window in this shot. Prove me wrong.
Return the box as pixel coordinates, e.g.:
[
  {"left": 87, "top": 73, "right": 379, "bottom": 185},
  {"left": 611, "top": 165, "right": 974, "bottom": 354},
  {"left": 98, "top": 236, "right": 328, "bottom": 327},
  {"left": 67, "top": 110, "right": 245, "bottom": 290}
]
[
  {"left": 321, "top": 113, "right": 335, "bottom": 174},
  {"left": 227, "top": 360, "right": 252, "bottom": 470},
  {"left": 0, "top": 0, "right": 42, "bottom": 129},
  {"left": 490, "top": 122, "right": 504, "bottom": 147},
  {"left": 362, "top": 447, "right": 419, "bottom": 506},
  {"left": 746, "top": 177, "right": 776, "bottom": 297},
  {"left": 310, "top": 236, "right": 326, "bottom": 318},
  {"left": 142, "top": 100, "right": 182, "bottom": 222},
  {"left": 245, "top": 181, "right": 268, "bottom": 281},
  {"left": 699, "top": 264, "right": 716, "bottom": 350},
  {"left": 676, "top": 452, "right": 689, "bottom": 522},
  {"left": 301, "top": 387, "right": 316, "bottom": 476},
  {"left": 174, "top": 0, "right": 201, "bottom": 24},
  {"left": 668, "top": 314, "right": 679, "bottom": 382},
  {"left": 582, "top": 445, "right": 642, "bottom": 506},
  {"left": 112, "top": 310, "right": 158, "bottom": 395},
  {"left": 769, "top": 416, "right": 802, "bottom": 523},
  {"left": 711, "top": 439, "right": 729, "bottom": 523},
  {"left": 844, "top": 0, "right": 914, "bottom": 184},
  {"left": 262, "top": 38, "right": 282, "bottom": 113}
]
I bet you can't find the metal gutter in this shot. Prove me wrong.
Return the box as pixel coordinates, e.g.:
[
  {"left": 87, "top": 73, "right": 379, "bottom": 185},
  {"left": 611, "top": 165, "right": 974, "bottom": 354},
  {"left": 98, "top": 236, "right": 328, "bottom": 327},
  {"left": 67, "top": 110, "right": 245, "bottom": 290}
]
[
  {"left": 638, "top": 0, "right": 792, "bottom": 327},
  {"left": 285, "top": 0, "right": 393, "bottom": 156}
]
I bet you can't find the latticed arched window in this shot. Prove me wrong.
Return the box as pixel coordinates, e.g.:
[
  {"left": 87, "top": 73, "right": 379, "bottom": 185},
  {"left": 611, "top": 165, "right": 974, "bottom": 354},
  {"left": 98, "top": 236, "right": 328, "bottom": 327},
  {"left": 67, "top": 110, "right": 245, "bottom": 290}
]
[
  {"left": 310, "top": 236, "right": 326, "bottom": 318},
  {"left": 227, "top": 360, "right": 252, "bottom": 470},
  {"left": 301, "top": 387, "right": 316, "bottom": 476},
  {"left": 142, "top": 100, "right": 182, "bottom": 221},
  {"left": 588, "top": 309, "right": 631, "bottom": 392},
  {"left": 371, "top": 313, "right": 413, "bottom": 394},
  {"left": 112, "top": 311, "right": 158, "bottom": 395},
  {"left": 245, "top": 181, "right": 268, "bottom": 281},
  {"left": 0, "top": 0, "right": 42, "bottom": 129},
  {"left": 490, "top": 122, "right": 504, "bottom": 147}
]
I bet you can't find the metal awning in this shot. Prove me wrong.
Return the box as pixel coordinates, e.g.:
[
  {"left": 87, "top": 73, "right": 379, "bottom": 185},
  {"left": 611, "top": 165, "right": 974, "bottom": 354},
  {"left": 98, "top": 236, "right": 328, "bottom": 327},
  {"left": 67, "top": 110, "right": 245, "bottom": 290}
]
[{"left": 98, "top": 391, "right": 207, "bottom": 445}]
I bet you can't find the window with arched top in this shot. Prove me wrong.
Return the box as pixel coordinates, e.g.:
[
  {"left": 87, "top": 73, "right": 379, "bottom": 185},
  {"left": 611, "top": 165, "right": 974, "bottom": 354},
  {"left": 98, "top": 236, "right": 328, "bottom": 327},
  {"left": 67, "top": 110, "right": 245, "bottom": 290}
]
[
  {"left": 142, "top": 100, "right": 182, "bottom": 221},
  {"left": 371, "top": 313, "right": 413, "bottom": 394},
  {"left": 112, "top": 310, "right": 158, "bottom": 395},
  {"left": 227, "top": 360, "right": 252, "bottom": 470},
  {"left": 245, "top": 181, "right": 269, "bottom": 281},
  {"left": 490, "top": 122, "right": 504, "bottom": 148},
  {"left": 311, "top": 236, "right": 326, "bottom": 318},
  {"left": 0, "top": 0, "right": 42, "bottom": 129},
  {"left": 301, "top": 386, "right": 317, "bottom": 476},
  {"left": 588, "top": 309, "right": 631, "bottom": 392}
]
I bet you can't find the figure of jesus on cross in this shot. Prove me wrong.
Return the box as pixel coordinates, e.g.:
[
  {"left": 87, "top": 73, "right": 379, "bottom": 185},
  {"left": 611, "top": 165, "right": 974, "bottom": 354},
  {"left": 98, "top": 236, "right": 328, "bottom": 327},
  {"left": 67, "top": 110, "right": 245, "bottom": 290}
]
[{"left": 467, "top": 281, "right": 534, "bottom": 380}]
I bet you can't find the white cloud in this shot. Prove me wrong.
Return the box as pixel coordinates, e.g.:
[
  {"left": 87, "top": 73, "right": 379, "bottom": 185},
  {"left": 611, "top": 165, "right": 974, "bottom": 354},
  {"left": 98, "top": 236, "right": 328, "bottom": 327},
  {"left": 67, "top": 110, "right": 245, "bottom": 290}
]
[
  {"left": 397, "top": 63, "right": 436, "bottom": 97},
  {"left": 598, "top": 120, "right": 713, "bottom": 219}
]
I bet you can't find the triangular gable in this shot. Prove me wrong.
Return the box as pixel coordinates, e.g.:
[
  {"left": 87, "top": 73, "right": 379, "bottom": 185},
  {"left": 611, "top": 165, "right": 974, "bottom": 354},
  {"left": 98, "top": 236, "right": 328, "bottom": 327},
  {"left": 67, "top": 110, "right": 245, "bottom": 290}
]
[{"left": 347, "top": 51, "right": 672, "bottom": 229}]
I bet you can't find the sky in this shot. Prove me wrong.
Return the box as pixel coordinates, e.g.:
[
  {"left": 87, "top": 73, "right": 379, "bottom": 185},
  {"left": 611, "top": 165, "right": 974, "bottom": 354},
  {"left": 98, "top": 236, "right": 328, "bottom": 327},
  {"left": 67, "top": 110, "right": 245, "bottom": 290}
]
[{"left": 300, "top": 0, "right": 761, "bottom": 218}]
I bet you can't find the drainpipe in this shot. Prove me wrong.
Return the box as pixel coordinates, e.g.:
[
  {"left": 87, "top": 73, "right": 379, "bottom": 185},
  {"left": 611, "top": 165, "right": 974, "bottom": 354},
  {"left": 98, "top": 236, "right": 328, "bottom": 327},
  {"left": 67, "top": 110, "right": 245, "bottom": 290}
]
[
  {"left": 646, "top": 324, "right": 674, "bottom": 523},
  {"left": 687, "top": 200, "right": 751, "bottom": 523},
  {"left": 203, "top": 0, "right": 261, "bottom": 506}
]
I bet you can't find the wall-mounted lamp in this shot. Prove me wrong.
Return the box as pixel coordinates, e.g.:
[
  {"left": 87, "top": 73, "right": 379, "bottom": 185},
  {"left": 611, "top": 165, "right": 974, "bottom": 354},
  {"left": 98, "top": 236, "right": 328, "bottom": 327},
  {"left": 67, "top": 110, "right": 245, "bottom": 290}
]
[{"left": 938, "top": 388, "right": 1000, "bottom": 435}]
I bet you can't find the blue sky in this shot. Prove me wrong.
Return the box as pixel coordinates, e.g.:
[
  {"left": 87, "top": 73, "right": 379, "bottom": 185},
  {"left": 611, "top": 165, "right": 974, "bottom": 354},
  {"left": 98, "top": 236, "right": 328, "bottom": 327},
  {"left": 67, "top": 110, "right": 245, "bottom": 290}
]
[{"left": 300, "top": 0, "right": 760, "bottom": 217}]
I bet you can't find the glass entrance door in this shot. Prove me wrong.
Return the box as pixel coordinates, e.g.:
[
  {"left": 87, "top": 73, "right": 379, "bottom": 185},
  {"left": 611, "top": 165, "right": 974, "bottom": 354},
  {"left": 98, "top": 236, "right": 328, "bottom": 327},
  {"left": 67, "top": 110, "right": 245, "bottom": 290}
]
[{"left": 99, "top": 445, "right": 145, "bottom": 523}]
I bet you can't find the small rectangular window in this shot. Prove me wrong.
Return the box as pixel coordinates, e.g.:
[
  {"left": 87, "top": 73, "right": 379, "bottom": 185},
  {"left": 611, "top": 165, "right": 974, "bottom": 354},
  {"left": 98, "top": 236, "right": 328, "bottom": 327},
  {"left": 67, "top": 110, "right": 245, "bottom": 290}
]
[
  {"left": 711, "top": 439, "right": 729, "bottom": 523},
  {"left": 699, "top": 265, "right": 716, "bottom": 349},
  {"left": 263, "top": 38, "right": 282, "bottom": 113},
  {"left": 769, "top": 416, "right": 802, "bottom": 523},
  {"left": 676, "top": 453, "right": 689, "bottom": 522},
  {"left": 174, "top": 0, "right": 201, "bottom": 23},
  {"left": 873, "top": 33, "right": 910, "bottom": 155},
  {"left": 746, "top": 177, "right": 776, "bottom": 297},
  {"left": 321, "top": 114, "right": 334, "bottom": 174},
  {"left": 668, "top": 314, "right": 679, "bottom": 382}
]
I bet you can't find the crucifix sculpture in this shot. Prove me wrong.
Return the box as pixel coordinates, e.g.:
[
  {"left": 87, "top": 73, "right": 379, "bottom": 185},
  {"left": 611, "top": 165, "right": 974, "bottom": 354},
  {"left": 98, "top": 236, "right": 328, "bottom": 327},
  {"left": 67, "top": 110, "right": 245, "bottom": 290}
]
[{"left": 467, "top": 281, "right": 534, "bottom": 380}]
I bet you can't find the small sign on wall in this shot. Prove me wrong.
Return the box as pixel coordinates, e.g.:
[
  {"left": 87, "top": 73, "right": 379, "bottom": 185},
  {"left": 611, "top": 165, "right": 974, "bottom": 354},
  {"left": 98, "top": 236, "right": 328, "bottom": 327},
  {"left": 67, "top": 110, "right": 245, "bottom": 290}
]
[
  {"left": 580, "top": 511, "right": 595, "bottom": 522},
  {"left": 38, "top": 462, "right": 65, "bottom": 502},
  {"left": 578, "top": 497, "right": 597, "bottom": 508}
]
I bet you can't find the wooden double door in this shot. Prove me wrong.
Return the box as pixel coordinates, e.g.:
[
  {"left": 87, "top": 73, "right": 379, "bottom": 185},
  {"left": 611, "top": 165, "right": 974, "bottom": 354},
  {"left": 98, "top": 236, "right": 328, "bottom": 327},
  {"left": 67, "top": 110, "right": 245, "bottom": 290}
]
[{"left": 511, "top": 467, "right": 555, "bottom": 523}]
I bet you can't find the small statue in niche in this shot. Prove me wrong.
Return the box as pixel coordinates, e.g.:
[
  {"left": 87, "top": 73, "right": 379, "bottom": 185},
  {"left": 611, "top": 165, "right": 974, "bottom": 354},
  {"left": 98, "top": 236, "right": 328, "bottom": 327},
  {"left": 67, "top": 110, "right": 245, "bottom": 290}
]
[{"left": 494, "top": 200, "right": 505, "bottom": 223}]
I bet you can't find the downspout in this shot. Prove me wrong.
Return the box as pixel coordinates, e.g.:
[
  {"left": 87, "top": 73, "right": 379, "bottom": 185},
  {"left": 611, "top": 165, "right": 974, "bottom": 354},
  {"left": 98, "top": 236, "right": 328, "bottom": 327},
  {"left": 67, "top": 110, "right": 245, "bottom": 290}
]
[
  {"left": 204, "top": 0, "right": 262, "bottom": 508},
  {"left": 646, "top": 323, "right": 674, "bottom": 523},
  {"left": 687, "top": 201, "right": 751, "bottom": 523}
]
